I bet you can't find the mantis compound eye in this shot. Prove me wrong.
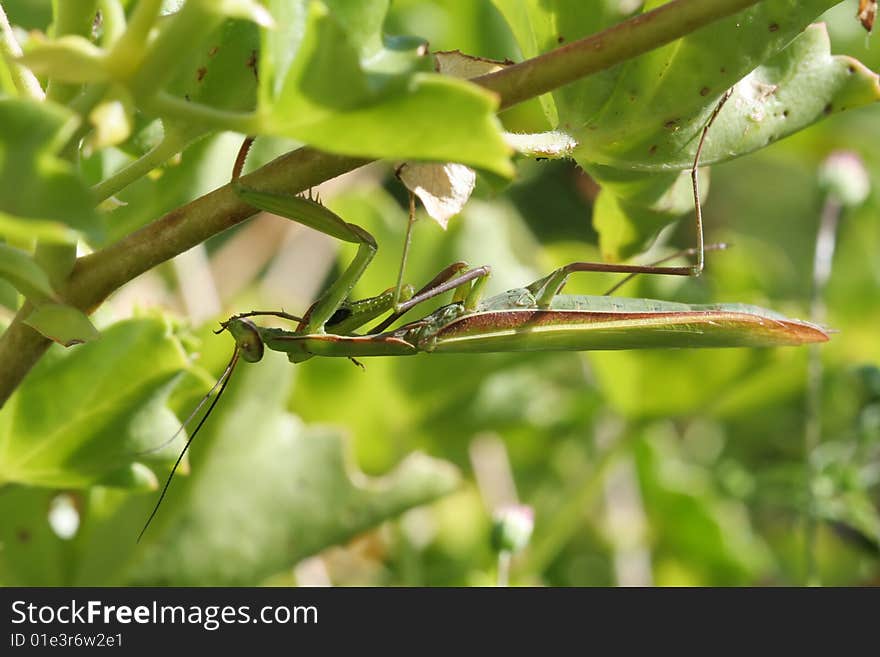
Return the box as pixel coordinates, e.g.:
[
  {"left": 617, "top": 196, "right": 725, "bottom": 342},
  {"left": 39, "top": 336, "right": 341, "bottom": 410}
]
[{"left": 226, "top": 318, "right": 265, "bottom": 363}]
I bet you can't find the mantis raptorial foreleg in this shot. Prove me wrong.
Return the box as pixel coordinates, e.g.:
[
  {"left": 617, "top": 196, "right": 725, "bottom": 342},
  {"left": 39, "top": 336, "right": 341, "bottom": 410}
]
[
  {"left": 234, "top": 186, "right": 380, "bottom": 334},
  {"left": 234, "top": 184, "right": 494, "bottom": 341}
]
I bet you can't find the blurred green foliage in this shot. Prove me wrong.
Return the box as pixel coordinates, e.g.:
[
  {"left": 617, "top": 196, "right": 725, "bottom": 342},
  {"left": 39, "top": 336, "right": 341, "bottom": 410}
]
[{"left": 0, "top": 0, "right": 878, "bottom": 586}]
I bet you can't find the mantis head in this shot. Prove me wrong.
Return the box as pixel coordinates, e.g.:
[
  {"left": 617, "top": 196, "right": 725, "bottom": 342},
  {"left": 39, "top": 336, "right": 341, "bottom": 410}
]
[{"left": 224, "top": 317, "right": 265, "bottom": 363}]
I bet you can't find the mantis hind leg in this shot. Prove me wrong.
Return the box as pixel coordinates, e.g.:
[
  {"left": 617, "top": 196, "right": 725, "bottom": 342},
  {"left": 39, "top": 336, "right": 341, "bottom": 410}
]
[
  {"left": 528, "top": 242, "right": 731, "bottom": 308},
  {"left": 530, "top": 89, "right": 734, "bottom": 308},
  {"left": 689, "top": 87, "right": 733, "bottom": 276}
]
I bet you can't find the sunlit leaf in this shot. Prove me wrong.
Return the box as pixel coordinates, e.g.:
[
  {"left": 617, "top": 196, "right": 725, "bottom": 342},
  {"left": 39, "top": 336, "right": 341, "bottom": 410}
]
[
  {"left": 0, "top": 319, "right": 190, "bottom": 488},
  {"left": 491, "top": 1, "right": 880, "bottom": 257},
  {"left": 255, "top": 0, "right": 513, "bottom": 176},
  {"left": 68, "top": 349, "right": 461, "bottom": 585}
]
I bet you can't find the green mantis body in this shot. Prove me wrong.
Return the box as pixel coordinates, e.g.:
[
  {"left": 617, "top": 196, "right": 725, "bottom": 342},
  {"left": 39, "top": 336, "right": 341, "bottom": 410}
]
[
  {"left": 138, "top": 188, "right": 828, "bottom": 542},
  {"left": 138, "top": 92, "right": 828, "bottom": 540},
  {"left": 226, "top": 261, "right": 828, "bottom": 364},
  {"left": 222, "top": 88, "right": 830, "bottom": 366}
]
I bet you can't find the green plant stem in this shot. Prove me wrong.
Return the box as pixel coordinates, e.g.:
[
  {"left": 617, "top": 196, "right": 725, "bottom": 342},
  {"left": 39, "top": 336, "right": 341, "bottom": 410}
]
[
  {"left": 60, "top": 81, "right": 110, "bottom": 159},
  {"left": 146, "top": 93, "right": 261, "bottom": 135},
  {"left": 0, "top": 0, "right": 771, "bottom": 405},
  {"left": 97, "top": 0, "right": 127, "bottom": 48},
  {"left": 35, "top": 1, "right": 100, "bottom": 293},
  {"left": 0, "top": 4, "right": 45, "bottom": 100},
  {"left": 522, "top": 416, "right": 631, "bottom": 576},
  {"left": 76, "top": 147, "right": 369, "bottom": 310},
  {"left": 803, "top": 195, "right": 843, "bottom": 586},
  {"left": 105, "top": 0, "right": 162, "bottom": 78},
  {"left": 46, "top": 0, "right": 100, "bottom": 104},
  {"left": 91, "top": 129, "right": 191, "bottom": 203},
  {"left": 496, "top": 551, "right": 512, "bottom": 587},
  {"left": 476, "top": 0, "right": 764, "bottom": 110}
]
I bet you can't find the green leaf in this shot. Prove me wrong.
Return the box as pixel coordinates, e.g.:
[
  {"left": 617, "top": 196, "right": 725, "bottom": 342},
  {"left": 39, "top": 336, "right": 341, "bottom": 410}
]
[
  {"left": 256, "top": 0, "right": 513, "bottom": 176},
  {"left": 578, "top": 22, "right": 880, "bottom": 170},
  {"left": 0, "top": 98, "right": 101, "bottom": 243},
  {"left": 492, "top": 1, "right": 880, "bottom": 257},
  {"left": 123, "top": 349, "right": 460, "bottom": 586},
  {"left": 817, "top": 490, "right": 880, "bottom": 552},
  {"left": 591, "top": 22, "right": 879, "bottom": 257},
  {"left": 98, "top": 132, "right": 246, "bottom": 243},
  {"left": 0, "top": 318, "right": 190, "bottom": 488},
  {"left": 23, "top": 303, "right": 100, "bottom": 347},
  {"left": 0, "top": 210, "right": 83, "bottom": 244},
  {"left": 163, "top": 18, "right": 261, "bottom": 142},
  {"left": 490, "top": 0, "right": 626, "bottom": 127},
  {"left": 0, "top": 342, "right": 460, "bottom": 585},
  {"left": 589, "top": 164, "right": 710, "bottom": 260},
  {"left": 97, "top": 462, "right": 159, "bottom": 491},
  {"left": 0, "top": 243, "right": 56, "bottom": 301}
]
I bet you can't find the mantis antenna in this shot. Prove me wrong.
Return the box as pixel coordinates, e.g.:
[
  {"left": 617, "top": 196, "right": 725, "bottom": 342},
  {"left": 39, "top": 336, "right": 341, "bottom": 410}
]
[{"left": 137, "top": 349, "right": 240, "bottom": 543}]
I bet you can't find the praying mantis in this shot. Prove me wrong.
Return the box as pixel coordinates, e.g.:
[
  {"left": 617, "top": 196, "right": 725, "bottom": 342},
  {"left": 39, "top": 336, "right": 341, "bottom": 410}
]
[{"left": 137, "top": 91, "right": 829, "bottom": 540}]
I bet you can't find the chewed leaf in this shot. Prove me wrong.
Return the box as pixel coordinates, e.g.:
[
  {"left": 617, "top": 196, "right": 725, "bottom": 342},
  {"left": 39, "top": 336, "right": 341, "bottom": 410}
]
[
  {"left": 398, "top": 162, "right": 476, "bottom": 228},
  {"left": 396, "top": 52, "right": 515, "bottom": 226},
  {"left": 434, "top": 50, "right": 511, "bottom": 78},
  {"left": 0, "top": 243, "right": 56, "bottom": 302},
  {"left": 24, "top": 303, "right": 100, "bottom": 347}
]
